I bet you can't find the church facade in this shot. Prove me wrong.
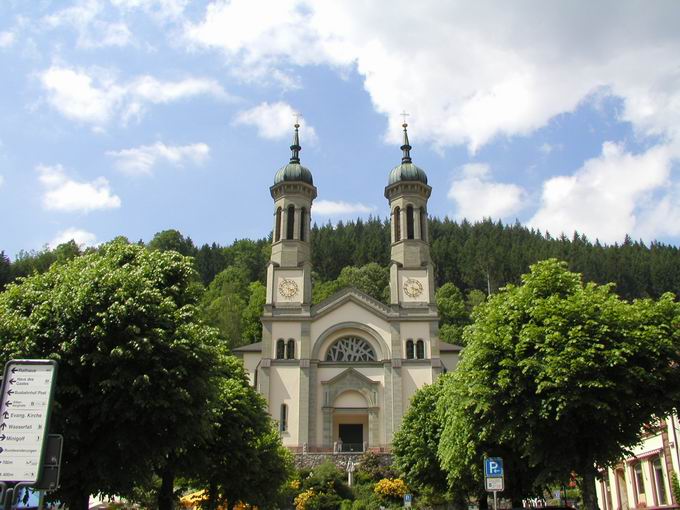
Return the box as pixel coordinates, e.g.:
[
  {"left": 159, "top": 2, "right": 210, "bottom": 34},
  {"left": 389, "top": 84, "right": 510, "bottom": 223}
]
[{"left": 234, "top": 123, "right": 460, "bottom": 452}]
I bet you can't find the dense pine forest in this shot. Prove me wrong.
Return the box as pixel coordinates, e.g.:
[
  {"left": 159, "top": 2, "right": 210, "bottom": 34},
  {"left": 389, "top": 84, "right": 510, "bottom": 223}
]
[{"left": 2, "top": 217, "right": 680, "bottom": 347}]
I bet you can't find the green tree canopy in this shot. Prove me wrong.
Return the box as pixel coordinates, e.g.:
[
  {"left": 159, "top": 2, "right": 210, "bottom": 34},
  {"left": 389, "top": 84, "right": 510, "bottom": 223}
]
[
  {"left": 435, "top": 283, "right": 468, "bottom": 344},
  {"left": 312, "top": 262, "right": 389, "bottom": 304},
  {"left": 393, "top": 375, "right": 452, "bottom": 504},
  {"left": 189, "top": 356, "right": 292, "bottom": 510},
  {"left": 439, "top": 259, "right": 680, "bottom": 509},
  {"left": 147, "top": 229, "right": 197, "bottom": 257},
  {"left": 0, "top": 240, "right": 223, "bottom": 510}
]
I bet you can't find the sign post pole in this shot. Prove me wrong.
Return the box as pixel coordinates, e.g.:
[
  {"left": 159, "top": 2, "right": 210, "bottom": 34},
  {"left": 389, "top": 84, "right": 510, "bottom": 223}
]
[{"left": 484, "top": 457, "right": 504, "bottom": 510}]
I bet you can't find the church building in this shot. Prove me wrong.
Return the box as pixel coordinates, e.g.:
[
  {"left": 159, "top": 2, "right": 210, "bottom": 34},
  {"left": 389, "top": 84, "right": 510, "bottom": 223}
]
[{"left": 235, "top": 122, "right": 461, "bottom": 452}]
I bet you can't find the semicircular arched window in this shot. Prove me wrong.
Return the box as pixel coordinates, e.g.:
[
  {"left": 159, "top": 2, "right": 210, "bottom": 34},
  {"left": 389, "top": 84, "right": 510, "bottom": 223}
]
[{"left": 325, "top": 336, "right": 377, "bottom": 362}]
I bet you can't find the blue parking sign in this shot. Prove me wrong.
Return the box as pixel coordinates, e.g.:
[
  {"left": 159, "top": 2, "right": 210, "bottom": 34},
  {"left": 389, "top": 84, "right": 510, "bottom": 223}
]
[{"left": 485, "top": 457, "right": 503, "bottom": 477}]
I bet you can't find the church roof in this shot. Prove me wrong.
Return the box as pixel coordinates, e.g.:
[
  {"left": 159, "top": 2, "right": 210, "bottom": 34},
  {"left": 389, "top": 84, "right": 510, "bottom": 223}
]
[
  {"left": 233, "top": 341, "right": 263, "bottom": 352},
  {"left": 439, "top": 341, "right": 462, "bottom": 352},
  {"left": 273, "top": 123, "right": 314, "bottom": 185},
  {"left": 387, "top": 122, "right": 428, "bottom": 185}
]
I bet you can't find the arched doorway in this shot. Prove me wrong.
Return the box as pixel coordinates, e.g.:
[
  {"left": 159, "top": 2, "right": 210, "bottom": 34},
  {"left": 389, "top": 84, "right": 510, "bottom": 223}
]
[
  {"left": 321, "top": 368, "right": 380, "bottom": 450},
  {"left": 333, "top": 390, "right": 368, "bottom": 452}
]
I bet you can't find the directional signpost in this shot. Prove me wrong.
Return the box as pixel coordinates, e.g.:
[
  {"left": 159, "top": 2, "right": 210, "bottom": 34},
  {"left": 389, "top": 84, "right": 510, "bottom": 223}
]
[
  {"left": 484, "top": 457, "right": 504, "bottom": 510},
  {"left": 0, "top": 359, "right": 58, "bottom": 509}
]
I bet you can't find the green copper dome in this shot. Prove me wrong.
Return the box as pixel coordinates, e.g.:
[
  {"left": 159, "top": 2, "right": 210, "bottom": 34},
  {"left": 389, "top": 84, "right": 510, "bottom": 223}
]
[
  {"left": 388, "top": 162, "right": 428, "bottom": 185},
  {"left": 273, "top": 122, "right": 314, "bottom": 185},
  {"left": 274, "top": 162, "right": 314, "bottom": 185},
  {"left": 387, "top": 122, "right": 427, "bottom": 185}
]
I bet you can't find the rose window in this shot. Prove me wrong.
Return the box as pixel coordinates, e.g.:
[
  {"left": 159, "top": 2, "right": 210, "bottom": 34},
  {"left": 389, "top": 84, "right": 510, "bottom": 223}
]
[{"left": 325, "top": 336, "right": 377, "bottom": 362}]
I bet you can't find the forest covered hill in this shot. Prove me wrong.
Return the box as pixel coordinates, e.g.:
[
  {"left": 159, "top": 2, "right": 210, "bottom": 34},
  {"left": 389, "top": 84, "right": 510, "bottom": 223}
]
[{"left": 3, "top": 217, "right": 679, "bottom": 347}]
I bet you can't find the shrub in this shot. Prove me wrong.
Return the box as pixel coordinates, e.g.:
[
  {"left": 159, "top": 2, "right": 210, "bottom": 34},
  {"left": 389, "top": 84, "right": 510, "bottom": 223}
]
[{"left": 374, "top": 478, "right": 408, "bottom": 501}]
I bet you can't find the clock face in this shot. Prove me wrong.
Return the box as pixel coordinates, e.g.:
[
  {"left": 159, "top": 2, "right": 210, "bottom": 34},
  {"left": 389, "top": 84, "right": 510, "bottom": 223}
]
[
  {"left": 403, "top": 278, "right": 424, "bottom": 298},
  {"left": 278, "top": 278, "right": 299, "bottom": 298}
]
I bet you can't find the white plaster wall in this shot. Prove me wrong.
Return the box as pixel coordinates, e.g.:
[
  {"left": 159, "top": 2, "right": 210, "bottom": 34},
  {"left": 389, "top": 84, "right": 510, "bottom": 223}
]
[
  {"left": 271, "top": 322, "right": 302, "bottom": 356},
  {"left": 311, "top": 302, "right": 391, "bottom": 358},
  {"left": 269, "top": 366, "right": 301, "bottom": 446},
  {"left": 334, "top": 390, "right": 368, "bottom": 408},
  {"left": 273, "top": 269, "right": 305, "bottom": 306},
  {"left": 400, "top": 322, "right": 431, "bottom": 357},
  {"left": 401, "top": 365, "right": 433, "bottom": 409},
  {"left": 398, "top": 269, "right": 430, "bottom": 303},
  {"left": 241, "top": 352, "right": 260, "bottom": 385}
]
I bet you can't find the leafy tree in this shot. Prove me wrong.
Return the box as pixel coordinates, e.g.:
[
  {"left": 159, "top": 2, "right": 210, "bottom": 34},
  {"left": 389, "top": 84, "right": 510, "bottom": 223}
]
[
  {"left": 201, "top": 266, "right": 251, "bottom": 348},
  {"left": 241, "top": 281, "right": 266, "bottom": 345},
  {"left": 313, "top": 263, "right": 389, "bottom": 304},
  {"left": 0, "top": 250, "right": 10, "bottom": 290},
  {"left": 435, "top": 283, "right": 468, "bottom": 344},
  {"left": 190, "top": 356, "right": 293, "bottom": 510},
  {"left": 0, "top": 240, "right": 223, "bottom": 510},
  {"left": 439, "top": 259, "right": 680, "bottom": 510},
  {"left": 147, "top": 229, "right": 197, "bottom": 257},
  {"left": 393, "top": 375, "right": 451, "bottom": 504}
]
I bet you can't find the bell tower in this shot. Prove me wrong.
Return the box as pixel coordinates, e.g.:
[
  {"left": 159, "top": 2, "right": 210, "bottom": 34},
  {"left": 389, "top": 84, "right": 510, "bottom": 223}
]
[
  {"left": 384, "top": 122, "right": 435, "bottom": 306},
  {"left": 265, "top": 123, "right": 317, "bottom": 308}
]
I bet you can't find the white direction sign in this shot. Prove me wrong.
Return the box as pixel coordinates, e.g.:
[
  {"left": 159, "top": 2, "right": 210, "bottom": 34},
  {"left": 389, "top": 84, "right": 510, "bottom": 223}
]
[{"left": 0, "top": 360, "right": 57, "bottom": 484}]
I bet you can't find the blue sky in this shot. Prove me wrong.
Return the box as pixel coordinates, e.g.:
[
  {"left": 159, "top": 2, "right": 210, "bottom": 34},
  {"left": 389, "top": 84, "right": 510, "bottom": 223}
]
[{"left": 1, "top": 0, "right": 680, "bottom": 258}]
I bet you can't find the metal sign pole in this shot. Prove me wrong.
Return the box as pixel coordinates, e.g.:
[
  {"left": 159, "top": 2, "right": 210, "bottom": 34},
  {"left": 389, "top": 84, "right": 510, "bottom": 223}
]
[{"left": 493, "top": 490, "right": 498, "bottom": 510}]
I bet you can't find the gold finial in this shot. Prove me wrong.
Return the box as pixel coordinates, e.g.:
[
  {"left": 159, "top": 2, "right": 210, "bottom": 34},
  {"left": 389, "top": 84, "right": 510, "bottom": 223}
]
[{"left": 293, "top": 112, "right": 302, "bottom": 128}]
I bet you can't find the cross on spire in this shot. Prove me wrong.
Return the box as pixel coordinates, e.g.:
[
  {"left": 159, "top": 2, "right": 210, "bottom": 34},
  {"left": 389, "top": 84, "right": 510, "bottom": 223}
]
[
  {"left": 290, "top": 114, "right": 302, "bottom": 163},
  {"left": 400, "top": 112, "right": 412, "bottom": 163},
  {"left": 400, "top": 110, "right": 410, "bottom": 126}
]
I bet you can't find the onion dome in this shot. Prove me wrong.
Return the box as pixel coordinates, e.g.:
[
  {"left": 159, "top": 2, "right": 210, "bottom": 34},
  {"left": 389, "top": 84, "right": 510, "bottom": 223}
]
[
  {"left": 273, "top": 123, "right": 314, "bottom": 185},
  {"left": 387, "top": 123, "right": 428, "bottom": 185}
]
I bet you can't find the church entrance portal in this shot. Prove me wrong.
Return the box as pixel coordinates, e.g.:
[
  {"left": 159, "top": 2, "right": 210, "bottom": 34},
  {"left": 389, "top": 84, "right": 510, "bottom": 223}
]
[{"left": 339, "top": 424, "right": 363, "bottom": 452}]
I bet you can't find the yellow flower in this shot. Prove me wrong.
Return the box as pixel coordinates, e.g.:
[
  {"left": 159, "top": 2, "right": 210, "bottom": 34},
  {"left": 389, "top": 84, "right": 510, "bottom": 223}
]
[
  {"left": 374, "top": 478, "right": 408, "bottom": 499},
  {"left": 294, "top": 489, "right": 316, "bottom": 510}
]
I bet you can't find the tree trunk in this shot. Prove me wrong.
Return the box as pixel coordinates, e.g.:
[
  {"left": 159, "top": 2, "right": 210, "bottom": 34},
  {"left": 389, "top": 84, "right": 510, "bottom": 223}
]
[
  {"left": 580, "top": 464, "right": 600, "bottom": 510},
  {"left": 65, "top": 492, "right": 90, "bottom": 510},
  {"left": 158, "top": 464, "right": 176, "bottom": 510},
  {"left": 477, "top": 490, "right": 489, "bottom": 510},
  {"left": 207, "top": 480, "right": 218, "bottom": 510}
]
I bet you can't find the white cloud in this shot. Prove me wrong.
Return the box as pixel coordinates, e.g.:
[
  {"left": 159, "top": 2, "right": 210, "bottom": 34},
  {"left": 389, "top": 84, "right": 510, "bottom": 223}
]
[
  {"left": 234, "top": 102, "right": 318, "bottom": 145},
  {"left": 528, "top": 142, "right": 679, "bottom": 243},
  {"left": 37, "top": 164, "right": 121, "bottom": 213},
  {"left": 39, "top": 65, "right": 232, "bottom": 127},
  {"left": 0, "top": 175, "right": 4, "bottom": 187},
  {"left": 50, "top": 228, "right": 97, "bottom": 249},
  {"left": 448, "top": 163, "right": 526, "bottom": 222},
  {"left": 107, "top": 141, "right": 210, "bottom": 175},
  {"left": 187, "top": 1, "right": 680, "bottom": 152},
  {"left": 0, "top": 31, "right": 15, "bottom": 49},
  {"left": 43, "top": 0, "right": 132, "bottom": 49},
  {"left": 313, "top": 200, "right": 376, "bottom": 216}
]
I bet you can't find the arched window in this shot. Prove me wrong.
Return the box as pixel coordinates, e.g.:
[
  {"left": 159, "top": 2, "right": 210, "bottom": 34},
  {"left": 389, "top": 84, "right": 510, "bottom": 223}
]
[
  {"left": 420, "top": 207, "right": 427, "bottom": 241},
  {"left": 406, "top": 339, "right": 414, "bottom": 360},
  {"left": 276, "top": 339, "right": 285, "bottom": 360},
  {"left": 299, "top": 207, "right": 306, "bottom": 241},
  {"left": 286, "top": 205, "right": 295, "bottom": 239},
  {"left": 406, "top": 205, "right": 414, "bottom": 239},
  {"left": 416, "top": 339, "right": 425, "bottom": 359},
  {"left": 286, "top": 339, "right": 295, "bottom": 359},
  {"left": 280, "top": 403, "right": 288, "bottom": 432},
  {"left": 275, "top": 207, "right": 282, "bottom": 242},
  {"left": 394, "top": 207, "right": 401, "bottom": 242},
  {"left": 325, "top": 336, "right": 377, "bottom": 362}
]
